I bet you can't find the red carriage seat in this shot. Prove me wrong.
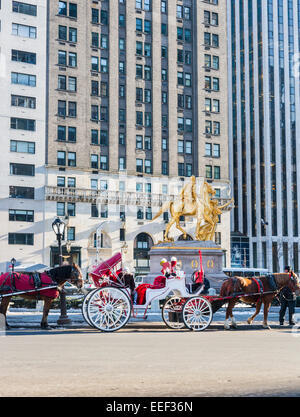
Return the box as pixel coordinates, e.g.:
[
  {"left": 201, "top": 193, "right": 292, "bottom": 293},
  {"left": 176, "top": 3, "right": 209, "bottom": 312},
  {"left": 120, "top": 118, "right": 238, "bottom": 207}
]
[
  {"left": 152, "top": 276, "right": 166, "bottom": 289},
  {"left": 135, "top": 275, "right": 167, "bottom": 305}
]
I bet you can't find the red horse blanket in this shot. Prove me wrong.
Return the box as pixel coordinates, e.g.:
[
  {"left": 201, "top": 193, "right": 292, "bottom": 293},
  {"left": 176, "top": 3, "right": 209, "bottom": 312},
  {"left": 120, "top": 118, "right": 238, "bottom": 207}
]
[{"left": 0, "top": 272, "right": 59, "bottom": 299}]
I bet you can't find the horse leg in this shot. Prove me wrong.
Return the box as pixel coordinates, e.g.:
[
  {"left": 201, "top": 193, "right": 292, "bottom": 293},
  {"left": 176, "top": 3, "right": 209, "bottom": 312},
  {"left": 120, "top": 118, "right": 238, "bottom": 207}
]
[
  {"left": 230, "top": 300, "right": 238, "bottom": 328},
  {"left": 247, "top": 299, "right": 262, "bottom": 325},
  {"left": 224, "top": 299, "right": 236, "bottom": 330},
  {"left": 262, "top": 300, "right": 272, "bottom": 329},
  {"left": 175, "top": 217, "right": 187, "bottom": 239},
  {"left": 41, "top": 298, "right": 53, "bottom": 329},
  {"left": 0, "top": 296, "right": 12, "bottom": 329}
]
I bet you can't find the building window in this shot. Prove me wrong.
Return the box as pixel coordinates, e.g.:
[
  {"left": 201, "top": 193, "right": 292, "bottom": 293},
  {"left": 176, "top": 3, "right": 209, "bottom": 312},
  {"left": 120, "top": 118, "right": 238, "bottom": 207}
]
[
  {"left": 178, "top": 163, "right": 185, "bottom": 177},
  {"left": 68, "top": 152, "right": 76, "bottom": 167},
  {"left": 137, "top": 207, "right": 144, "bottom": 220},
  {"left": 10, "top": 163, "right": 35, "bottom": 176},
  {"left": 100, "top": 155, "right": 108, "bottom": 170},
  {"left": 145, "top": 159, "right": 152, "bottom": 174},
  {"left": 101, "top": 205, "right": 108, "bottom": 218},
  {"left": 91, "top": 154, "right": 98, "bottom": 169},
  {"left": 9, "top": 186, "right": 34, "bottom": 199},
  {"left": 57, "top": 176, "right": 65, "bottom": 187},
  {"left": 119, "top": 157, "right": 126, "bottom": 171},
  {"left": 12, "top": 23, "right": 36, "bottom": 38},
  {"left": 12, "top": 49, "right": 36, "bottom": 64},
  {"left": 12, "top": 1, "right": 37, "bottom": 16},
  {"left": 162, "top": 161, "right": 168, "bottom": 175},
  {"left": 9, "top": 209, "right": 34, "bottom": 222},
  {"left": 57, "top": 202, "right": 65, "bottom": 216},
  {"left": 136, "top": 159, "right": 143, "bottom": 173},
  {"left": 91, "top": 204, "right": 99, "bottom": 218},
  {"left": 10, "top": 140, "right": 35, "bottom": 154},
  {"left": 11, "top": 72, "right": 36, "bottom": 87},
  {"left": 8, "top": 233, "right": 34, "bottom": 245},
  {"left": 67, "top": 227, "right": 75, "bottom": 241},
  {"left": 10, "top": 117, "right": 35, "bottom": 131}
]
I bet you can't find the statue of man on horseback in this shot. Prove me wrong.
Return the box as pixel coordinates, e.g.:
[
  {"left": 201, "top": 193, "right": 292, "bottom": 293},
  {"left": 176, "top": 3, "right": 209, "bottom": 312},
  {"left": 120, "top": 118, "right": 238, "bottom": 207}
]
[{"left": 152, "top": 177, "right": 233, "bottom": 242}]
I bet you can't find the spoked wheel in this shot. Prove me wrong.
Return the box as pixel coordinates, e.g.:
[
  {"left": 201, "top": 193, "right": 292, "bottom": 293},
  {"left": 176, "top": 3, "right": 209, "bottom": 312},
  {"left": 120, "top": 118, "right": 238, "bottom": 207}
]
[
  {"left": 182, "top": 296, "right": 213, "bottom": 332},
  {"left": 162, "top": 296, "right": 185, "bottom": 329},
  {"left": 82, "top": 289, "right": 98, "bottom": 328},
  {"left": 87, "top": 287, "right": 131, "bottom": 332}
]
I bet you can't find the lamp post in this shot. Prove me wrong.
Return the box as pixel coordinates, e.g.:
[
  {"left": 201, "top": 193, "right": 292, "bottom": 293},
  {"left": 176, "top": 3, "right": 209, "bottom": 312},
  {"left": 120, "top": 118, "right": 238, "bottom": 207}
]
[
  {"left": 10, "top": 258, "right": 16, "bottom": 273},
  {"left": 52, "top": 217, "right": 71, "bottom": 326}
]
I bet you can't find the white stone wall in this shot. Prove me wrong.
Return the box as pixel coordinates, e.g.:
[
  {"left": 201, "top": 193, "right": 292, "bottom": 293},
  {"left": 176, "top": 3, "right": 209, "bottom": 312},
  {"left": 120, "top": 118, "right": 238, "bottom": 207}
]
[{"left": 0, "top": 0, "right": 47, "bottom": 270}]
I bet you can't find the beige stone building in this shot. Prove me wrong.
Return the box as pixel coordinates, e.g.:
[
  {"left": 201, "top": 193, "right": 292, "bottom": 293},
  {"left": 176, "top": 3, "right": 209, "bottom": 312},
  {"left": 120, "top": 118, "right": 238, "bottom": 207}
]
[{"left": 44, "top": 0, "right": 231, "bottom": 276}]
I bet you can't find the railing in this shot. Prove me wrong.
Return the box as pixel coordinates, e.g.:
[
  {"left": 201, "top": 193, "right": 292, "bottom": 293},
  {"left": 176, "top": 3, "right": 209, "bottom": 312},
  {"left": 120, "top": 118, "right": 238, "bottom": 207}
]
[
  {"left": 45, "top": 186, "right": 176, "bottom": 206},
  {"left": 45, "top": 186, "right": 233, "bottom": 210}
]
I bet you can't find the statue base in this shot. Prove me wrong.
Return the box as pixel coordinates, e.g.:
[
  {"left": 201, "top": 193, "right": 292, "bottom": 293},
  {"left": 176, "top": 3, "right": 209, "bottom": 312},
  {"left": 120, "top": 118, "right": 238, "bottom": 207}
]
[{"left": 146, "top": 240, "right": 227, "bottom": 291}]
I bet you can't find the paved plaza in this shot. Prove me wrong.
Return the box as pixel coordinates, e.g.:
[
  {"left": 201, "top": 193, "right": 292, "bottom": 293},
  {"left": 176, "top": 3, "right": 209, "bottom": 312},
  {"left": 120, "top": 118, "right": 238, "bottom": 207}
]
[{"left": 1, "top": 306, "right": 300, "bottom": 397}]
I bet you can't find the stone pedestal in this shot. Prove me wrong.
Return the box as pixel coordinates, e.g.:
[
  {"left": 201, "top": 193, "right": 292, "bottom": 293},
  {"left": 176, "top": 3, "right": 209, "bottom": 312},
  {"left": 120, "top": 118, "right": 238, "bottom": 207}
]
[{"left": 146, "top": 240, "right": 227, "bottom": 291}]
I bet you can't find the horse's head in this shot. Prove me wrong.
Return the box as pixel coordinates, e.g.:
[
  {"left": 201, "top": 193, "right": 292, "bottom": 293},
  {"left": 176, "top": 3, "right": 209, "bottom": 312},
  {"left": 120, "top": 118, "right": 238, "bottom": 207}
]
[
  {"left": 69, "top": 263, "right": 84, "bottom": 289},
  {"left": 289, "top": 271, "right": 300, "bottom": 295},
  {"left": 49, "top": 263, "right": 84, "bottom": 289},
  {"left": 277, "top": 271, "right": 300, "bottom": 295}
]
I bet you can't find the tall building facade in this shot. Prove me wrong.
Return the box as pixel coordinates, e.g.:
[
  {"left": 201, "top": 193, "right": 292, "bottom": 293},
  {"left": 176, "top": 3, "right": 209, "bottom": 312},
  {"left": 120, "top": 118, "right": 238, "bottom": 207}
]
[
  {"left": 228, "top": 0, "right": 300, "bottom": 272},
  {"left": 0, "top": 0, "right": 47, "bottom": 271},
  {"left": 0, "top": 0, "right": 232, "bottom": 275}
]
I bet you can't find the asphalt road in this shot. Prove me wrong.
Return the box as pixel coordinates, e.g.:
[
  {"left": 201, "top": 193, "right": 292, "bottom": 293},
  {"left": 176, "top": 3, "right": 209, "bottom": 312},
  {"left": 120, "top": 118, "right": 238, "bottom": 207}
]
[{"left": 1, "top": 322, "right": 300, "bottom": 397}]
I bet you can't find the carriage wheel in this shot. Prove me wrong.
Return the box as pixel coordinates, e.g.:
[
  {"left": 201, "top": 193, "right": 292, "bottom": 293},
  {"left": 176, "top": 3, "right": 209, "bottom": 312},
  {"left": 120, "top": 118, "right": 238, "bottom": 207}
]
[
  {"left": 87, "top": 287, "right": 131, "bottom": 332},
  {"left": 82, "top": 289, "right": 98, "bottom": 328},
  {"left": 182, "top": 296, "right": 213, "bottom": 332},
  {"left": 162, "top": 296, "right": 185, "bottom": 329}
]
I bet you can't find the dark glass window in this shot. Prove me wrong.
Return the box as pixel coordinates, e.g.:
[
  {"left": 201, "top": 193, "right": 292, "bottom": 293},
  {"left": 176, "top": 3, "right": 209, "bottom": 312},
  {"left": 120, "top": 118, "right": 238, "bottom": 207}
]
[
  {"left": 12, "top": 1, "right": 37, "bottom": 16},
  {"left": 9, "top": 186, "right": 34, "bottom": 199},
  {"left": 10, "top": 163, "right": 35, "bottom": 176},
  {"left": 8, "top": 233, "right": 34, "bottom": 245}
]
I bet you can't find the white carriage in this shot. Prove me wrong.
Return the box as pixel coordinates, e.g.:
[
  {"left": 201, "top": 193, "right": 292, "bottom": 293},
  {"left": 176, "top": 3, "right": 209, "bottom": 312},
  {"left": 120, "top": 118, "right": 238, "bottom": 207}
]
[{"left": 82, "top": 253, "right": 215, "bottom": 332}]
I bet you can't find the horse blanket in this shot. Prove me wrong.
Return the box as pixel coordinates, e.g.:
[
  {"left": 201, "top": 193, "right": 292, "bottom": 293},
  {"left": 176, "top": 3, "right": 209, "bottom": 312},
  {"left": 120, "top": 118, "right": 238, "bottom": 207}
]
[{"left": 0, "top": 272, "right": 59, "bottom": 299}]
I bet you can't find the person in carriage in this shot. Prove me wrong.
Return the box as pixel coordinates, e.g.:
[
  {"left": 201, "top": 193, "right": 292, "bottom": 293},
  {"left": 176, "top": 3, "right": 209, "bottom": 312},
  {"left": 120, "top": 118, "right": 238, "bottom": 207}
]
[{"left": 160, "top": 257, "right": 178, "bottom": 278}]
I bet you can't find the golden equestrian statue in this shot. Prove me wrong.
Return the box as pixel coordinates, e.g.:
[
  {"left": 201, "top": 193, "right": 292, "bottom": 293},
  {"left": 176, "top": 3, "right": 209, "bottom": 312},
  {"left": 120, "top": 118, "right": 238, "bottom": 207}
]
[{"left": 152, "top": 176, "right": 234, "bottom": 242}]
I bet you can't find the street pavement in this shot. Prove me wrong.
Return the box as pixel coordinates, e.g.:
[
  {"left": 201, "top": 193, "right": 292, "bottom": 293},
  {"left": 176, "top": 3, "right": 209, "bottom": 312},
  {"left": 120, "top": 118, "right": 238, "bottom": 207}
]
[{"left": 0, "top": 306, "right": 300, "bottom": 397}]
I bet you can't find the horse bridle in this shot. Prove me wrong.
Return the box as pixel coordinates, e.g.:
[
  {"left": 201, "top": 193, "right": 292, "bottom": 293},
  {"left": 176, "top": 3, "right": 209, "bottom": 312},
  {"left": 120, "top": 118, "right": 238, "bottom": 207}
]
[{"left": 70, "top": 265, "right": 82, "bottom": 286}]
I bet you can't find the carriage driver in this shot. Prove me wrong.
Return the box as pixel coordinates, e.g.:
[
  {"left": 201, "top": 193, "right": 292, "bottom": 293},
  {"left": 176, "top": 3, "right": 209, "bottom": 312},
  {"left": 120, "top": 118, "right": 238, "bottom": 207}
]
[{"left": 279, "top": 266, "right": 296, "bottom": 326}]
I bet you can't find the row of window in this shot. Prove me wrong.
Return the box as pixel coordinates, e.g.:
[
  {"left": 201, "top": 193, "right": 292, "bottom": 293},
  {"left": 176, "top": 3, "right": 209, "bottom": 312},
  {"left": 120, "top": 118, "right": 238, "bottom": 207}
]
[{"left": 8, "top": 228, "right": 76, "bottom": 245}]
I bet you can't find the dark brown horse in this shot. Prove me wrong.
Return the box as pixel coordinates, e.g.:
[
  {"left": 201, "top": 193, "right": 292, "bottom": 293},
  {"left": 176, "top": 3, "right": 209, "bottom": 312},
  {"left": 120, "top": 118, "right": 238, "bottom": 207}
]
[
  {"left": 0, "top": 264, "right": 83, "bottom": 329},
  {"left": 220, "top": 272, "right": 300, "bottom": 329}
]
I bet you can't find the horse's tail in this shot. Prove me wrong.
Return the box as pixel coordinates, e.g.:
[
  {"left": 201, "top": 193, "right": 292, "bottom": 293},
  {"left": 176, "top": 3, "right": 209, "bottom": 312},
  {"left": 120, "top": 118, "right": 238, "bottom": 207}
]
[
  {"left": 152, "top": 201, "right": 171, "bottom": 222},
  {"left": 220, "top": 277, "right": 243, "bottom": 297}
]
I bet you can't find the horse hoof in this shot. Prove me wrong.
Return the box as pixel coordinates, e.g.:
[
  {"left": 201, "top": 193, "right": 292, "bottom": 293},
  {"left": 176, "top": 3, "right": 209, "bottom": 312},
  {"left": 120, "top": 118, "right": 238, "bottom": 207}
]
[
  {"left": 231, "top": 323, "right": 238, "bottom": 329},
  {"left": 247, "top": 319, "right": 253, "bottom": 325},
  {"left": 41, "top": 324, "right": 52, "bottom": 330},
  {"left": 224, "top": 324, "right": 231, "bottom": 330},
  {"left": 263, "top": 324, "right": 271, "bottom": 330}
]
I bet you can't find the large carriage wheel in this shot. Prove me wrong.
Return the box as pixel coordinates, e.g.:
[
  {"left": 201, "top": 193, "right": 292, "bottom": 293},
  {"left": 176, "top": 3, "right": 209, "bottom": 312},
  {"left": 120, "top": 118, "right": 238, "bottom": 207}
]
[
  {"left": 87, "top": 287, "right": 131, "bottom": 332},
  {"left": 162, "top": 296, "right": 185, "bottom": 329},
  {"left": 82, "top": 289, "right": 98, "bottom": 328},
  {"left": 182, "top": 296, "right": 213, "bottom": 332}
]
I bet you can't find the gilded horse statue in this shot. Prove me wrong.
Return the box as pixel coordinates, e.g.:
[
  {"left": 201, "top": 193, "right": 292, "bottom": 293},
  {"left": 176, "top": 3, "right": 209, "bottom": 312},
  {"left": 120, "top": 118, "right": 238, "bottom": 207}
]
[
  {"left": 152, "top": 177, "right": 233, "bottom": 242},
  {"left": 152, "top": 176, "right": 198, "bottom": 242}
]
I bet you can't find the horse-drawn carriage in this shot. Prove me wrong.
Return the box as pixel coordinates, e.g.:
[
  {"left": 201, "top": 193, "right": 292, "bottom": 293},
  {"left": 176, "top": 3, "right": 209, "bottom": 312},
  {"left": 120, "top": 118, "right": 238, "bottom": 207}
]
[
  {"left": 83, "top": 253, "right": 300, "bottom": 332},
  {"left": 82, "top": 252, "right": 232, "bottom": 332}
]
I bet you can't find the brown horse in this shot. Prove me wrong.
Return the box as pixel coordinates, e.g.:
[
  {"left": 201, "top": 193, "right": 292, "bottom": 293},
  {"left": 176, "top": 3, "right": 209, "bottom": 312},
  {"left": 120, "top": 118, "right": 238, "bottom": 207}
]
[
  {"left": 0, "top": 264, "right": 83, "bottom": 329},
  {"left": 220, "top": 272, "right": 300, "bottom": 330}
]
